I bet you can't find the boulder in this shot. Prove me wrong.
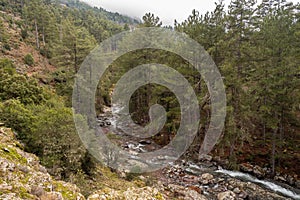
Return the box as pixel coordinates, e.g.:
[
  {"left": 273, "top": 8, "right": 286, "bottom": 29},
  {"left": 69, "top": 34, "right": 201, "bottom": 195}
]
[
  {"left": 295, "top": 180, "right": 300, "bottom": 189},
  {"left": 253, "top": 165, "right": 265, "bottom": 178},
  {"left": 200, "top": 173, "right": 214, "bottom": 185},
  {"left": 239, "top": 163, "right": 253, "bottom": 173},
  {"left": 201, "top": 173, "right": 214, "bottom": 181},
  {"left": 199, "top": 154, "right": 213, "bottom": 162},
  {"left": 167, "top": 184, "right": 207, "bottom": 200},
  {"left": 217, "top": 191, "right": 236, "bottom": 200},
  {"left": 233, "top": 187, "right": 241, "bottom": 194},
  {"left": 40, "top": 192, "right": 63, "bottom": 200}
]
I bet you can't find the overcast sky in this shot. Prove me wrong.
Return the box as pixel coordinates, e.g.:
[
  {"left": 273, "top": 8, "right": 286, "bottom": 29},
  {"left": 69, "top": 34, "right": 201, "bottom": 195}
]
[
  {"left": 81, "top": 0, "right": 299, "bottom": 26},
  {"left": 80, "top": 0, "right": 232, "bottom": 25}
]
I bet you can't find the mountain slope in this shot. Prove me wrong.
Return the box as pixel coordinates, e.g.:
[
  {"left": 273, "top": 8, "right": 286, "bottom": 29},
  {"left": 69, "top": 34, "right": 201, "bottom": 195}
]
[
  {"left": 0, "top": 126, "right": 85, "bottom": 199},
  {"left": 60, "top": 0, "right": 140, "bottom": 25}
]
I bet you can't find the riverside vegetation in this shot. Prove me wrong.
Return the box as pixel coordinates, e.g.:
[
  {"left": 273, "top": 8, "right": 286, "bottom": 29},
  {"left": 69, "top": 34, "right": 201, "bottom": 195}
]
[{"left": 0, "top": 0, "right": 299, "bottom": 199}]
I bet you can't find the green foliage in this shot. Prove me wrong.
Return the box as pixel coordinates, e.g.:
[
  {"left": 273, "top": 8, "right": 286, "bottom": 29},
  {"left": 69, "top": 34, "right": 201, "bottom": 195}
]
[
  {"left": 0, "top": 71, "right": 47, "bottom": 105},
  {"left": 0, "top": 18, "right": 8, "bottom": 43},
  {"left": 51, "top": 69, "right": 74, "bottom": 106},
  {"left": 30, "top": 104, "right": 86, "bottom": 178},
  {"left": 140, "top": 13, "right": 162, "bottom": 27},
  {"left": 0, "top": 100, "right": 34, "bottom": 140},
  {"left": 21, "top": 29, "right": 28, "bottom": 39},
  {"left": 174, "top": 0, "right": 300, "bottom": 173},
  {"left": 24, "top": 54, "right": 34, "bottom": 66},
  {"left": 0, "top": 97, "right": 90, "bottom": 179},
  {"left": 2, "top": 43, "right": 11, "bottom": 51},
  {"left": 0, "top": 58, "right": 15, "bottom": 74}
]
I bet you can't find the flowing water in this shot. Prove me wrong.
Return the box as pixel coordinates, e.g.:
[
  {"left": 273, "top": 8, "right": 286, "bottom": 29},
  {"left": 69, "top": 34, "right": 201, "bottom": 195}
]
[
  {"left": 216, "top": 169, "right": 300, "bottom": 200},
  {"left": 103, "top": 105, "right": 300, "bottom": 200}
]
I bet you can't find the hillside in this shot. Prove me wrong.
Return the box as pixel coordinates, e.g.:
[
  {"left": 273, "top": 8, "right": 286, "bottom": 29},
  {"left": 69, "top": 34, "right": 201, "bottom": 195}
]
[
  {"left": 0, "top": 126, "right": 85, "bottom": 199},
  {"left": 0, "top": 126, "right": 172, "bottom": 199},
  {"left": 60, "top": 0, "right": 140, "bottom": 25}
]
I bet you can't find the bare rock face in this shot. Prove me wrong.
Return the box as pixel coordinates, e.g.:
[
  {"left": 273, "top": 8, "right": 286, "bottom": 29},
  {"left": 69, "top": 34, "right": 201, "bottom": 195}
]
[{"left": 0, "top": 127, "right": 85, "bottom": 200}]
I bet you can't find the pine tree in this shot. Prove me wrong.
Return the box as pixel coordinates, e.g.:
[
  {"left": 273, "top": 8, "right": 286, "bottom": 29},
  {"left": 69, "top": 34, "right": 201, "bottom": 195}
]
[{"left": 251, "top": 0, "right": 298, "bottom": 174}]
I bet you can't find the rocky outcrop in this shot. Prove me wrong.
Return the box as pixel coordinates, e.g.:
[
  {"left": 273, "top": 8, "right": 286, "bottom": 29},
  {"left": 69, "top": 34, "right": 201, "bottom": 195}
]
[
  {"left": 88, "top": 186, "right": 165, "bottom": 200},
  {"left": 0, "top": 127, "right": 85, "bottom": 200},
  {"left": 167, "top": 184, "right": 207, "bottom": 200}
]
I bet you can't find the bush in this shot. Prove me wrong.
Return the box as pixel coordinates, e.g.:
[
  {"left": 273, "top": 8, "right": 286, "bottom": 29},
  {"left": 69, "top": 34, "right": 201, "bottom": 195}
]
[
  {"left": 39, "top": 48, "right": 51, "bottom": 59},
  {"left": 0, "top": 58, "right": 15, "bottom": 74},
  {"left": 3, "top": 43, "right": 11, "bottom": 51},
  {"left": 0, "top": 100, "right": 35, "bottom": 139},
  {"left": 0, "top": 71, "right": 48, "bottom": 105},
  {"left": 31, "top": 105, "right": 86, "bottom": 178},
  {"left": 24, "top": 53, "right": 34, "bottom": 66},
  {"left": 21, "top": 29, "right": 28, "bottom": 39}
]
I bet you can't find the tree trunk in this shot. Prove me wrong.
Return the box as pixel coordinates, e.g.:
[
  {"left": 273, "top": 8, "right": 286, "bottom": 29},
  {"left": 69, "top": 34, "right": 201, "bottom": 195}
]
[
  {"left": 271, "top": 128, "right": 278, "bottom": 176},
  {"left": 74, "top": 41, "right": 77, "bottom": 72},
  {"left": 34, "top": 18, "right": 40, "bottom": 49},
  {"left": 42, "top": 26, "right": 46, "bottom": 46}
]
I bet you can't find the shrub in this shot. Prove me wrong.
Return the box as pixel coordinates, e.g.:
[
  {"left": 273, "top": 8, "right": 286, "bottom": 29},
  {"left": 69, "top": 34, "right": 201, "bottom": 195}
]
[
  {"left": 39, "top": 48, "right": 51, "bottom": 59},
  {"left": 3, "top": 43, "right": 11, "bottom": 51},
  {"left": 0, "top": 71, "right": 48, "bottom": 104},
  {"left": 21, "top": 29, "right": 28, "bottom": 39},
  {"left": 24, "top": 53, "right": 34, "bottom": 66},
  {"left": 0, "top": 58, "right": 15, "bottom": 74},
  {"left": 0, "top": 100, "right": 35, "bottom": 139},
  {"left": 31, "top": 105, "right": 86, "bottom": 178}
]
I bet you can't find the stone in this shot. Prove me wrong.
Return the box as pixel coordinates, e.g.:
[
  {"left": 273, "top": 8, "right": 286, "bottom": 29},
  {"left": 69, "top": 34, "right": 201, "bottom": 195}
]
[
  {"left": 40, "top": 192, "right": 63, "bottom": 200},
  {"left": 217, "top": 191, "right": 236, "bottom": 200},
  {"left": 253, "top": 165, "right": 265, "bottom": 178},
  {"left": 88, "top": 186, "right": 165, "bottom": 200},
  {"left": 0, "top": 183, "right": 13, "bottom": 191},
  {"left": 286, "top": 175, "right": 295, "bottom": 185},
  {"left": 233, "top": 187, "right": 241, "bottom": 194},
  {"left": 188, "top": 186, "right": 202, "bottom": 194},
  {"left": 275, "top": 175, "right": 287, "bottom": 182},
  {"left": 31, "top": 186, "right": 45, "bottom": 197},
  {"left": 183, "top": 189, "right": 207, "bottom": 200},
  {"left": 167, "top": 184, "right": 206, "bottom": 200},
  {"left": 201, "top": 173, "right": 214, "bottom": 181},
  {"left": 217, "top": 178, "right": 225, "bottom": 183},
  {"left": 295, "top": 180, "right": 300, "bottom": 189},
  {"left": 139, "top": 140, "right": 152, "bottom": 145},
  {"left": 39, "top": 165, "right": 48, "bottom": 173},
  {"left": 39, "top": 78, "right": 48, "bottom": 84},
  {"left": 239, "top": 163, "right": 253, "bottom": 173},
  {"left": 18, "top": 165, "right": 30, "bottom": 173},
  {"left": 199, "top": 154, "right": 213, "bottom": 162},
  {"left": 0, "top": 193, "right": 20, "bottom": 200},
  {"left": 238, "top": 191, "right": 248, "bottom": 199}
]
